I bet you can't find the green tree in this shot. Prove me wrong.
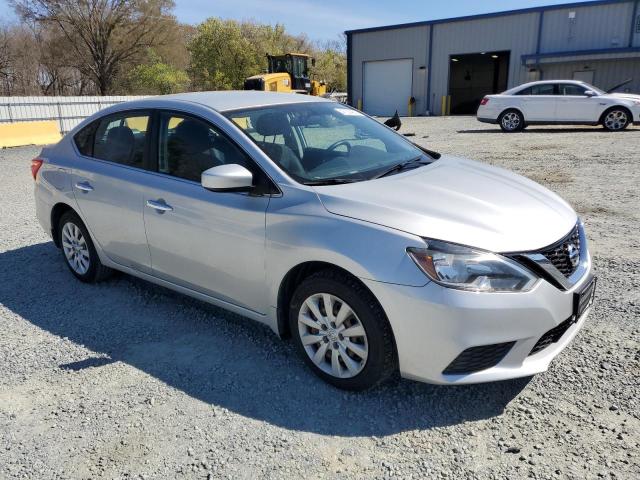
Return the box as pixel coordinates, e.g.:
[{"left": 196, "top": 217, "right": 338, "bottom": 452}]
[
  {"left": 188, "top": 18, "right": 259, "bottom": 90},
  {"left": 128, "top": 50, "right": 189, "bottom": 94},
  {"left": 312, "top": 41, "right": 347, "bottom": 92}
]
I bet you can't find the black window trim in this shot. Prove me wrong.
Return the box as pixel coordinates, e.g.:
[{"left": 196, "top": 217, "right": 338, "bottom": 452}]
[
  {"left": 150, "top": 108, "right": 281, "bottom": 196},
  {"left": 72, "top": 108, "right": 154, "bottom": 173}
]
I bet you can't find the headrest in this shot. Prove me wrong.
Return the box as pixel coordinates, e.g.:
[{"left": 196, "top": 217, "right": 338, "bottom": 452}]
[
  {"left": 254, "top": 112, "right": 290, "bottom": 137},
  {"left": 173, "top": 119, "right": 213, "bottom": 153},
  {"left": 106, "top": 126, "right": 134, "bottom": 146}
]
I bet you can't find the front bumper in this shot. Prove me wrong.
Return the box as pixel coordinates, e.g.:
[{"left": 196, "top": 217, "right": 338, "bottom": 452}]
[{"left": 362, "top": 263, "right": 593, "bottom": 384}]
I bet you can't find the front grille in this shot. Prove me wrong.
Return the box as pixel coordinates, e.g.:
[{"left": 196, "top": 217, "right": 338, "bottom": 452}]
[
  {"left": 539, "top": 225, "right": 581, "bottom": 277},
  {"left": 443, "top": 342, "right": 515, "bottom": 375},
  {"left": 529, "top": 316, "right": 576, "bottom": 355}
]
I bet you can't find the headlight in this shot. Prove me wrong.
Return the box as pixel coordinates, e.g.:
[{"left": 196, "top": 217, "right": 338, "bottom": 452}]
[{"left": 407, "top": 239, "right": 537, "bottom": 292}]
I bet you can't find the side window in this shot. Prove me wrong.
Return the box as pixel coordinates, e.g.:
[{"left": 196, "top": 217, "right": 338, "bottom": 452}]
[
  {"left": 158, "top": 112, "right": 251, "bottom": 182},
  {"left": 93, "top": 113, "right": 149, "bottom": 168},
  {"left": 74, "top": 121, "right": 97, "bottom": 156},
  {"left": 531, "top": 84, "right": 556, "bottom": 95},
  {"left": 560, "top": 84, "right": 587, "bottom": 96},
  {"left": 515, "top": 87, "right": 532, "bottom": 95}
]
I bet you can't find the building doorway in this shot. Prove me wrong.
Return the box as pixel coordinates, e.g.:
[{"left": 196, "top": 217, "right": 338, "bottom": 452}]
[{"left": 448, "top": 51, "right": 510, "bottom": 114}]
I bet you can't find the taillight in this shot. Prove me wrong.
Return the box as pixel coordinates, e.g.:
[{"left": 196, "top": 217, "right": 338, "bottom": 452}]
[
  {"left": 31, "top": 158, "right": 44, "bottom": 180},
  {"left": 480, "top": 97, "right": 490, "bottom": 106}
]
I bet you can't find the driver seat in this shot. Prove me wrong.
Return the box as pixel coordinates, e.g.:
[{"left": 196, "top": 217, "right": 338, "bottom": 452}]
[{"left": 254, "top": 113, "right": 306, "bottom": 176}]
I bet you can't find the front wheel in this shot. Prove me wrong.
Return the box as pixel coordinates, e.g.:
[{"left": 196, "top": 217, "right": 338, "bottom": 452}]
[
  {"left": 602, "top": 108, "right": 630, "bottom": 131},
  {"left": 499, "top": 109, "right": 524, "bottom": 132},
  {"left": 289, "top": 270, "right": 397, "bottom": 391}
]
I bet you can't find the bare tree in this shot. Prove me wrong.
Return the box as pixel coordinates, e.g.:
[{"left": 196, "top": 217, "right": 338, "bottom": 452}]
[
  {"left": 11, "top": 0, "right": 176, "bottom": 95},
  {"left": 0, "top": 24, "right": 13, "bottom": 94}
]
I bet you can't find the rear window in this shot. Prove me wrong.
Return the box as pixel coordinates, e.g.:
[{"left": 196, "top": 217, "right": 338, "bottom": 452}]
[
  {"left": 73, "top": 112, "right": 150, "bottom": 170},
  {"left": 93, "top": 114, "right": 149, "bottom": 168},
  {"left": 73, "top": 122, "right": 97, "bottom": 156},
  {"left": 516, "top": 84, "right": 556, "bottom": 95}
]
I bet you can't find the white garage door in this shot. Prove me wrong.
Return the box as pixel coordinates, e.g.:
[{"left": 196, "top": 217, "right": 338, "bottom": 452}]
[{"left": 363, "top": 59, "right": 413, "bottom": 116}]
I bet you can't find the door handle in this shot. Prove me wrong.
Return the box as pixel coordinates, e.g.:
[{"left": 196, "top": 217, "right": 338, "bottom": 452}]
[
  {"left": 75, "top": 181, "right": 94, "bottom": 192},
  {"left": 146, "top": 199, "right": 173, "bottom": 212}
]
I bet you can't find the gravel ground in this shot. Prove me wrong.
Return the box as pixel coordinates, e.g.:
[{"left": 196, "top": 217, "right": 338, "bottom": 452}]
[{"left": 1, "top": 116, "right": 639, "bottom": 480}]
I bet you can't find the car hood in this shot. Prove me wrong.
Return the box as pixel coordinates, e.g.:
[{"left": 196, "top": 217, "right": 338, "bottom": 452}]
[
  {"left": 314, "top": 156, "right": 577, "bottom": 253},
  {"left": 607, "top": 92, "right": 640, "bottom": 101}
]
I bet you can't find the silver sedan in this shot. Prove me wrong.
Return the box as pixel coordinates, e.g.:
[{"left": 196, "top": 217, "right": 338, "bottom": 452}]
[{"left": 33, "top": 91, "right": 595, "bottom": 390}]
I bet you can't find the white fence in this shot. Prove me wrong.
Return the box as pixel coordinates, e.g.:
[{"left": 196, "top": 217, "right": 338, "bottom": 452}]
[{"left": 0, "top": 96, "right": 150, "bottom": 134}]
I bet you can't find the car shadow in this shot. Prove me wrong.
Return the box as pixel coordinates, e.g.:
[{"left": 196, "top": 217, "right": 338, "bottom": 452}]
[
  {"left": 457, "top": 127, "right": 637, "bottom": 134},
  {"left": 0, "top": 242, "right": 531, "bottom": 437}
]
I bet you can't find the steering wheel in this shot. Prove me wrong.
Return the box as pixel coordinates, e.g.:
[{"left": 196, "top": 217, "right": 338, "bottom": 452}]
[{"left": 326, "top": 140, "right": 352, "bottom": 153}]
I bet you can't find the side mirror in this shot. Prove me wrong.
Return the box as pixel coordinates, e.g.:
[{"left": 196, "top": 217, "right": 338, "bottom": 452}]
[
  {"left": 201, "top": 164, "right": 253, "bottom": 192},
  {"left": 311, "top": 58, "right": 316, "bottom": 67},
  {"left": 584, "top": 90, "right": 597, "bottom": 97}
]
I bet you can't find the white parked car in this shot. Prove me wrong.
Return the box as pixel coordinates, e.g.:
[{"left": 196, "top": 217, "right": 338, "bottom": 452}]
[
  {"left": 33, "top": 92, "right": 595, "bottom": 390},
  {"left": 477, "top": 80, "right": 640, "bottom": 132}
]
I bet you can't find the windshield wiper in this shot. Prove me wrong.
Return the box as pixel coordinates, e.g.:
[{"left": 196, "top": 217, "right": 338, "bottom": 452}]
[
  {"left": 303, "top": 178, "right": 359, "bottom": 186},
  {"left": 372, "top": 157, "right": 431, "bottom": 179}
]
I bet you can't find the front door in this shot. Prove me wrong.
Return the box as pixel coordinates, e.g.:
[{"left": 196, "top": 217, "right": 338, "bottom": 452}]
[
  {"left": 556, "top": 83, "right": 599, "bottom": 122},
  {"left": 141, "top": 111, "right": 270, "bottom": 313},
  {"left": 71, "top": 111, "right": 152, "bottom": 272},
  {"left": 518, "top": 83, "right": 558, "bottom": 121}
]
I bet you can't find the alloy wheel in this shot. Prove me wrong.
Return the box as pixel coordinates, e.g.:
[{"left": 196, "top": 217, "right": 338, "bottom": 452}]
[
  {"left": 604, "top": 110, "right": 628, "bottom": 130},
  {"left": 61, "top": 222, "right": 90, "bottom": 275},
  {"left": 297, "top": 293, "right": 368, "bottom": 379},
  {"left": 501, "top": 112, "right": 521, "bottom": 131}
]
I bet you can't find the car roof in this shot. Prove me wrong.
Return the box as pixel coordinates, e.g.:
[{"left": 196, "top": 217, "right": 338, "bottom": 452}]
[
  {"left": 520, "top": 80, "right": 586, "bottom": 87},
  {"left": 145, "top": 90, "right": 330, "bottom": 112},
  {"left": 503, "top": 80, "right": 589, "bottom": 94}
]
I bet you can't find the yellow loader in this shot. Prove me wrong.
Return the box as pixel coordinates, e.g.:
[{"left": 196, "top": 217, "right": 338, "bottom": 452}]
[{"left": 244, "top": 53, "right": 327, "bottom": 96}]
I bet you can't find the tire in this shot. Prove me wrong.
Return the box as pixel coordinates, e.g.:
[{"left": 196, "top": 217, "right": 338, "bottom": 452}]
[
  {"left": 499, "top": 109, "right": 524, "bottom": 132},
  {"left": 288, "top": 269, "right": 397, "bottom": 390},
  {"left": 601, "top": 107, "right": 631, "bottom": 131},
  {"left": 58, "top": 211, "right": 112, "bottom": 283}
]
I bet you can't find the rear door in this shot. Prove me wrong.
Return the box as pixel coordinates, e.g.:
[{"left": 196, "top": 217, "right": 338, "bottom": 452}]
[
  {"left": 140, "top": 111, "right": 271, "bottom": 313},
  {"left": 516, "top": 83, "right": 558, "bottom": 121},
  {"left": 71, "top": 111, "right": 152, "bottom": 273},
  {"left": 556, "top": 83, "right": 598, "bottom": 122}
]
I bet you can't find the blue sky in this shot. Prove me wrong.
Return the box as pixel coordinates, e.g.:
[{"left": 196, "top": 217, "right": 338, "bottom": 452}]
[{"left": 0, "top": 0, "right": 599, "bottom": 40}]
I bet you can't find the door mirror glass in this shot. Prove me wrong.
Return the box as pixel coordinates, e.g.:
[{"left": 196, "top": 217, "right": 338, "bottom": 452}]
[
  {"left": 584, "top": 90, "right": 597, "bottom": 97},
  {"left": 201, "top": 164, "right": 253, "bottom": 191}
]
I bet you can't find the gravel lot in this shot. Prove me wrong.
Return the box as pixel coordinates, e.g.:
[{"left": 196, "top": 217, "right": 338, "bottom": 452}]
[{"left": 1, "top": 116, "right": 639, "bottom": 480}]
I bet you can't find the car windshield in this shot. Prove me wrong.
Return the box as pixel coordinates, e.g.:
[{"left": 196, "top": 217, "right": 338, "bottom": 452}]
[{"left": 224, "top": 102, "right": 435, "bottom": 184}]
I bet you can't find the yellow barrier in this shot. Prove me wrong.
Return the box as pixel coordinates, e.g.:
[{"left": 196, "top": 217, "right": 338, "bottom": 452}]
[
  {"left": 0, "top": 121, "right": 62, "bottom": 148},
  {"left": 440, "top": 96, "right": 452, "bottom": 116}
]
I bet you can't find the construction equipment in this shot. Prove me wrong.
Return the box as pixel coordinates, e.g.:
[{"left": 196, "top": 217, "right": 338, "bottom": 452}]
[{"left": 244, "top": 53, "right": 327, "bottom": 96}]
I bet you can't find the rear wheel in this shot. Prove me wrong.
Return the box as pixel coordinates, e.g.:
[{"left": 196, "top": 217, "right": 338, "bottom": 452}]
[
  {"left": 58, "top": 211, "right": 111, "bottom": 283},
  {"left": 499, "top": 109, "right": 524, "bottom": 132},
  {"left": 289, "top": 269, "right": 397, "bottom": 391},
  {"left": 602, "top": 108, "right": 630, "bottom": 131}
]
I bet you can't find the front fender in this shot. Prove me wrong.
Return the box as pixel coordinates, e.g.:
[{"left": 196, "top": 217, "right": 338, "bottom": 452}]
[{"left": 265, "top": 184, "right": 428, "bottom": 309}]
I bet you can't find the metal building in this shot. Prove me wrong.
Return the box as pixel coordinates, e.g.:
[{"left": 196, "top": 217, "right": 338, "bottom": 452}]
[{"left": 345, "top": 0, "right": 640, "bottom": 116}]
